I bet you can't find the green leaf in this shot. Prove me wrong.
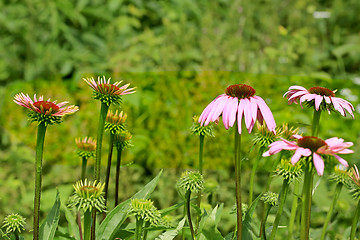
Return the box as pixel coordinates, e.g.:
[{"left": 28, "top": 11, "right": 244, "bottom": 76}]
[
  {"left": 156, "top": 218, "right": 186, "bottom": 240},
  {"left": 96, "top": 170, "right": 163, "bottom": 240},
  {"left": 242, "top": 195, "right": 262, "bottom": 240},
  {"left": 62, "top": 205, "right": 81, "bottom": 240},
  {"left": 200, "top": 204, "right": 224, "bottom": 240},
  {"left": 39, "top": 190, "right": 61, "bottom": 240}
]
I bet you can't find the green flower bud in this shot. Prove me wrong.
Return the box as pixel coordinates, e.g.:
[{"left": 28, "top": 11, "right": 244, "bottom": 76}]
[
  {"left": 276, "top": 159, "right": 302, "bottom": 182},
  {"left": 105, "top": 110, "right": 127, "bottom": 134},
  {"left": 261, "top": 192, "right": 279, "bottom": 206},
  {"left": 253, "top": 122, "right": 278, "bottom": 147},
  {"left": 75, "top": 136, "right": 96, "bottom": 159},
  {"left": 177, "top": 171, "right": 204, "bottom": 193},
  {"left": 329, "top": 165, "right": 350, "bottom": 186},
  {"left": 2, "top": 213, "right": 26, "bottom": 235},
  {"left": 190, "top": 116, "right": 215, "bottom": 137},
  {"left": 129, "top": 199, "right": 162, "bottom": 225},
  {"left": 114, "top": 130, "right": 132, "bottom": 149}
]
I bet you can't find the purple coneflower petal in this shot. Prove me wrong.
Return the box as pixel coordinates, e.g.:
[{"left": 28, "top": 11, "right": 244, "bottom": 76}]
[
  {"left": 313, "top": 152, "right": 324, "bottom": 176},
  {"left": 333, "top": 154, "right": 349, "bottom": 167},
  {"left": 315, "top": 95, "right": 323, "bottom": 110},
  {"left": 237, "top": 99, "right": 245, "bottom": 134},
  {"left": 254, "top": 96, "right": 276, "bottom": 133}
]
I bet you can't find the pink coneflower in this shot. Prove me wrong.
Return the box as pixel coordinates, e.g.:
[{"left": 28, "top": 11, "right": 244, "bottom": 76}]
[
  {"left": 263, "top": 135, "right": 354, "bottom": 176},
  {"left": 284, "top": 86, "right": 354, "bottom": 118},
  {"left": 14, "top": 93, "right": 79, "bottom": 116},
  {"left": 199, "top": 84, "right": 276, "bottom": 134}
]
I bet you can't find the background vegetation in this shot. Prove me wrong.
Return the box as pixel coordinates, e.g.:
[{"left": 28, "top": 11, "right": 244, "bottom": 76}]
[{"left": 0, "top": 0, "right": 360, "bottom": 239}]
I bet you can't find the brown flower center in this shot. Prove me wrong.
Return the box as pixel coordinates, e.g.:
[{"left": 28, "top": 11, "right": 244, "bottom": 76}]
[
  {"left": 308, "top": 86, "right": 335, "bottom": 97},
  {"left": 33, "top": 101, "right": 59, "bottom": 114},
  {"left": 80, "top": 186, "right": 98, "bottom": 195},
  {"left": 297, "top": 136, "right": 326, "bottom": 152},
  {"left": 225, "top": 84, "right": 256, "bottom": 99},
  {"left": 99, "top": 83, "right": 120, "bottom": 94}
]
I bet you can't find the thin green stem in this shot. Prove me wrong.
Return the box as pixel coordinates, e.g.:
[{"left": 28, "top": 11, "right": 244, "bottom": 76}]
[
  {"left": 234, "top": 123, "right": 242, "bottom": 240},
  {"left": 83, "top": 211, "right": 92, "bottom": 240},
  {"left": 135, "top": 217, "right": 144, "bottom": 240},
  {"left": 249, "top": 148, "right": 264, "bottom": 205},
  {"left": 95, "top": 102, "right": 109, "bottom": 180},
  {"left": 115, "top": 145, "right": 123, "bottom": 207},
  {"left": 196, "top": 134, "right": 205, "bottom": 232},
  {"left": 300, "top": 163, "right": 314, "bottom": 240},
  {"left": 260, "top": 203, "right": 272, "bottom": 239},
  {"left": 311, "top": 109, "right": 321, "bottom": 137},
  {"left": 320, "top": 183, "right": 343, "bottom": 240},
  {"left": 77, "top": 212, "right": 84, "bottom": 240},
  {"left": 81, "top": 157, "right": 88, "bottom": 181},
  {"left": 92, "top": 103, "right": 109, "bottom": 238},
  {"left": 143, "top": 222, "right": 150, "bottom": 240},
  {"left": 14, "top": 232, "right": 20, "bottom": 240},
  {"left": 33, "top": 122, "right": 47, "bottom": 240},
  {"left": 104, "top": 133, "right": 114, "bottom": 207},
  {"left": 269, "top": 179, "right": 290, "bottom": 240},
  {"left": 185, "top": 190, "right": 196, "bottom": 240},
  {"left": 288, "top": 180, "right": 300, "bottom": 239},
  {"left": 350, "top": 199, "right": 360, "bottom": 240}
]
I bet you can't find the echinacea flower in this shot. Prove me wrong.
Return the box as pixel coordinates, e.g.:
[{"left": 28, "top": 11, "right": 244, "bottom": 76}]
[
  {"left": 75, "top": 136, "right": 96, "bottom": 159},
  {"left": 14, "top": 93, "right": 79, "bottom": 125},
  {"left": 199, "top": 84, "right": 276, "bottom": 134},
  {"left": 284, "top": 86, "right": 354, "bottom": 118},
  {"left": 105, "top": 110, "right": 127, "bottom": 134},
  {"left": 83, "top": 76, "right": 136, "bottom": 106},
  {"left": 263, "top": 135, "right": 354, "bottom": 176}
]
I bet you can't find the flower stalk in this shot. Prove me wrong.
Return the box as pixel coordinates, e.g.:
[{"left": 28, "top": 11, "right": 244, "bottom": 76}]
[
  {"left": 300, "top": 161, "right": 314, "bottom": 240},
  {"left": 185, "top": 190, "right": 196, "bottom": 240},
  {"left": 115, "top": 145, "right": 123, "bottom": 207},
  {"left": 235, "top": 123, "right": 242, "bottom": 240},
  {"left": 288, "top": 180, "right": 300, "bottom": 239},
  {"left": 350, "top": 199, "right": 360, "bottom": 240},
  {"left": 269, "top": 179, "right": 290, "bottom": 240},
  {"left": 104, "top": 133, "right": 114, "bottom": 207},
  {"left": 34, "top": 122, "right": 47, "bottom": 240},
  {"left": 81, "top": 157, "right": 88, "bottom": 181},
  {"left": 320, "top": 183, "right": 342, "bottom": 240},
  {"left": 312, "top": 109, "right": 321, "bottom": 137},
  {"left": 135, "top": 217, "right": 144, "bottom": 240},
  {"left": 83, "top": 210, "right": 92, "bottom": 240}
]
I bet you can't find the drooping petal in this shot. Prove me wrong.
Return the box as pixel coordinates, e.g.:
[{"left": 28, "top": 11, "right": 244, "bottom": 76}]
[
  {"left": 243, "top": 98, "right": 253, "bottom": 133},
  {"left": 314, "top": 95, "right": 323, "bottom": 110},
  {"left": 237, "top": 99, "right": 245, "bottom": 134},
  {"left": 291, "top": 147, "right": 311, "bottom": 165},
  {"left": 331, "top": 97, "right": 345, "bottom": 116},
  {"left": 313, "top": 153, "right": 324, "bottom": 176},
  {"left": 254, "top": 96, "right": 276, "bottom": 134},
  {"left": 205, "top": 96, "right": 227, "bottom": 125},
  {"left": 227, "top": 97, "right": 239, "bottom": 128},
  {"left": 222, "top": 96, "right": 234, "bottom": 129},
  {"left": 333, "top": 154, "right": 349, "bottom": 167}
]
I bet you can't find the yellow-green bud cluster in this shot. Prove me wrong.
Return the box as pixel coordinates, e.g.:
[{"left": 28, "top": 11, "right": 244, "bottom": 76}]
[
  {"left": 252, "top": 122, "right": 278, "bottom": 147},
  {"left": 348, "top": 166, "right": 360, "bottom": 200},
  {"left": 276, "top": 159, "right": 302, "bottom": 182},
  {"left": 68, "top": 179, "right": 106, "bottom": 212},
  {"left": 75, "top": 137, "right": 96, "bottom": 159},
  {"left": 128, "top": 199, "right": 162, "bottom": 225},
  {"left": 2, "top": 213, "right": 26, "bottom": 235},
  {"left": 114, "top": 130, "right": 133, "bottom": 149},
  {"left": 105, "top": 110, "right": 127, "bottom": 134},
  {"left": 190, "top": 116, "right": 215, "bottom": 137},
  {"left": 177, "top": 171, "right": 204, "bottom": 193},
  {"left": 260, "top": 191, "right": 279, "bottom": 206},
  {"left": 329, "top": 166, "right": 350, "bottom": 186}
]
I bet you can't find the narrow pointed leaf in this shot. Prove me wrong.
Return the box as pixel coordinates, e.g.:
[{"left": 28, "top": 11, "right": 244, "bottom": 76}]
[{"left": 39, "top": 190, "right": 61, "bottom": 240}]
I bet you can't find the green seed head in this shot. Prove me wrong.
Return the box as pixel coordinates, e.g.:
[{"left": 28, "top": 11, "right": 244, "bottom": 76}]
[
  {"left": 276, "top": 159, "right": 303, "bottom": 182},
  {"left": 2, "top": 213, "right": 26, "bottom": 234},
  {"left": 129, "top": 199, "right": 162, "bottom": 225},
  {"left": 177, "top": 171, "right": 204, "bottom": 193},
  {"left": 260, "top": 191, "right": 279, "bottom": 206},
  {"left": 253, "top": 122, "right": 277, "bottom": 147}
]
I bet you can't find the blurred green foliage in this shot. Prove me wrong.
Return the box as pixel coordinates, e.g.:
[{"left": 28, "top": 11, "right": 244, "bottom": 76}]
[{"left": 1, "top": 0, "right": 360, "bottom": 238}]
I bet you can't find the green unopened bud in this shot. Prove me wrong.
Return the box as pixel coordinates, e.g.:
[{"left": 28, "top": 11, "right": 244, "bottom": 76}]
[
  {"left": 348, "top": 165, "right": 360, "bottom": 200},
  {"left": 329, "top": 165, "right": 350, "bottom": 185},
  {"left": 261, "top": 191, "right": 279, "bottom": 206},
  {"left": 68, "top": 179, "right": 106, "bottom": 212},
  {"left": 114, "top": 130, "right": 132, "bottom": 149},
  {"left": 276, "top": 159, "right": 302, "bottom": 182},
  {"left": 2, "top": 213, "right": 26, "bottom": 235},
  {"left": 278, "top": 123, "right": 299, "bottom": 140},
  {"left": 105, "top": 110, "right": 127, "bottom": 134},
  {"left": 190, "top": 116, "right": 215, "bottom": 137},
  {"left": 177, "top": 171, "right": 204, "bottom": 193},
  {"left": 129, "top": 199, "right": 162, "bottom": 225},
  {"left": 75, "top": 136, "right": 96, "bottom": 159},
  {"left": 253, "top": 122, "right": 277, "bottom": 147}
]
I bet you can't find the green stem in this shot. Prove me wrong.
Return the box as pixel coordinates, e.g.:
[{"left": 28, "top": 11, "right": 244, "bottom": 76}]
[
  {"left": 288, "top": 180, "right": 300, "bottom": 239},
  {"left": 320, "top": 183, "right": 343, "bottom": 240},
  {"left": 265, "top": 152, "right": 283, "bottom": 192},
  {"left": 350, "top": 199, "right": 360, "bottom": 240},
  {"left": 33, "top": 122, "right": 47, "bottom": 240},
  {"left": 81, "top": 157, "right": 88, "bottom": 181},
  {"left": 77, "top": 211, "right": 84, "bottom": 240},
  {"left": 115, "top": 145, "right": 123, "bottom": 207},
  {"left": 260, "top": 203, "right": 272, "bottom": 239},
  {"left": 14, "top": 232, "right": 20, "bottom": 240},
  {"left": 83, "top": 211, "right": 92, "bottom": 240},
  {"left": 249, "top": 148, "right": 264, "bottom": 205},
  {"left": 143, "top": 222, "right": 150, "bottom": 240},
  {"left": 300, "top": 163, "right": 314, "bottom": 240},
  {"left": 185, "top": 190, "right": 196, "bottom": 240},
  {"left": 135, "top": 217, "right": 144, "bottom": 240},
  {"left": 95, "top": 102, "right": 109, "bottom": 180},
  {"left": 269, "top": 179, "right": 290, "bottom": 240},
  {"left": 92, "top": 103, "right": 109, "bottom": 238},
  {"left": 104, "top": 133, "right": 114, "bottom": 207},
  {"left": 311, "top": 109, "right": 321, "bottom": 137},
  {"left": 234, "top": 123, "right": 242, "bottom": 240},
  {"left": 196, "top": 134, "right": 205, "bottom": 231}
]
